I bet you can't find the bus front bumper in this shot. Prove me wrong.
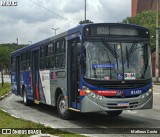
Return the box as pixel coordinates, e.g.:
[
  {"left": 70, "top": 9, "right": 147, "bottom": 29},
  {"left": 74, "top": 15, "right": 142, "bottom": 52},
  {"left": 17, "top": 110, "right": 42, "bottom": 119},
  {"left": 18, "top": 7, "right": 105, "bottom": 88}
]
[{"left": 80, "top": 93, "right": 153, "bottom": 112}]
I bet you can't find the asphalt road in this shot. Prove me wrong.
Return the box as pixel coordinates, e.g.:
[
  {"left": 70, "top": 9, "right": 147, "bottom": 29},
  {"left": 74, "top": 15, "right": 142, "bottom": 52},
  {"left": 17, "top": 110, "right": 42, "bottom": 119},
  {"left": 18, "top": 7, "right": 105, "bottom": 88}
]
[{"left": 0, "top": 86, "right": 160, "bottom": 137}]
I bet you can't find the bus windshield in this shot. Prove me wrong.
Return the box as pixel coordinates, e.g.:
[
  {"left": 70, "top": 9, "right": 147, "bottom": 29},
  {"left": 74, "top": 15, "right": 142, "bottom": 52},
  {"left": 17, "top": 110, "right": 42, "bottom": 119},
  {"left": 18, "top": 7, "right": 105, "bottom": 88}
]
[{"left": 82, "top": 40, "right": 152, "bottom": 80}]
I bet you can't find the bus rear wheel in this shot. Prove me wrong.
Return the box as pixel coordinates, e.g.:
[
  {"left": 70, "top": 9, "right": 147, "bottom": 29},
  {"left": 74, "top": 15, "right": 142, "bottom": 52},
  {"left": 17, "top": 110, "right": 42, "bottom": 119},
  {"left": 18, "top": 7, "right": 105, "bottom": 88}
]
[
  {"left": 106, "top": 110, "right": 123, "bottom": 116},
  {"left": 57, "top": 94, "right": 73, "bottom": 120}
]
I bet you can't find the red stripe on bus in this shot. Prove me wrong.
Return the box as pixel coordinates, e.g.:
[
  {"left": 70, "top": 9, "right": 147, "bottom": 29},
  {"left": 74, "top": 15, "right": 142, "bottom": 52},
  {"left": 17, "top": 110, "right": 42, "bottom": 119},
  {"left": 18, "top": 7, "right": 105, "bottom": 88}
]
[
  {"left": 93, "top": 90, "right": 118, "bottom": 96},
  {"left": 36, "top": 84, "right": 40, "bottom": 100}
]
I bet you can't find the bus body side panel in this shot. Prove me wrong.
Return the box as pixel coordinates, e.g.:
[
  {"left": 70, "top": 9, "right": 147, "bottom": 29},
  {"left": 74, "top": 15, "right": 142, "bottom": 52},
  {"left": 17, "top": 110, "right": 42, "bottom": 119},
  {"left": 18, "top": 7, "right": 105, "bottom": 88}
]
[
  {"left": 49, "top": 38, "right": 68, "bottom": 107},
  {"left": 11, "top": 72, "right": 17, "bottom": 94},
  {"left": 39, "top": 70, "right": 50, "bottom": 104},
  {"left": 20, "top": 71, "right": 33, "bottom": 100},
  {"left": 50, "top": 70, "right": 68, "bottom": 106}
]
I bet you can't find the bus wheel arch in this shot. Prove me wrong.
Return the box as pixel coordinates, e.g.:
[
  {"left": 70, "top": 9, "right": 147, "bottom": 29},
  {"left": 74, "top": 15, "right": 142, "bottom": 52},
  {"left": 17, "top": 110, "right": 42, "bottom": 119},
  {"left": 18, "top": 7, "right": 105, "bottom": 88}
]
[
  {"left": 22, "top": 85, "right": 33, "bottom": 106},
  {"left": 55, "top": 88, "right": 63, "bottom": 107},
  {"left": 55, "top": 88, "right": 73, "bottom": 120},
  {"left": 22, "top": 85, "right": 28, "bottom": 105},
  {"left": 22, "top": 84, "right": 25, "bottom": 96}
]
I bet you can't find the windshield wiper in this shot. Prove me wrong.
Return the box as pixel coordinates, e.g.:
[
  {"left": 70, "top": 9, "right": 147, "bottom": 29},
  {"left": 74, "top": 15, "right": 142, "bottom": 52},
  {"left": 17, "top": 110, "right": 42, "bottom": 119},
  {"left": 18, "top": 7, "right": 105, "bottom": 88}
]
[
  {"left": 126, "top": 46, "right": 129, "bottom": 68},
  {"left": 128, "top": 41, "right": 137, "bottom": 58},
  {"left": 102, "top": 38, "right": 119, "bottom": 70},
  {"left": 124, "top": 41, "right": 137, "bottom": 68},
  {"left": 101, "top": 38, "right": 119, "bottom": 58},
  {"left": 141, "top": 45, "right": 149, "bottom": 79}
]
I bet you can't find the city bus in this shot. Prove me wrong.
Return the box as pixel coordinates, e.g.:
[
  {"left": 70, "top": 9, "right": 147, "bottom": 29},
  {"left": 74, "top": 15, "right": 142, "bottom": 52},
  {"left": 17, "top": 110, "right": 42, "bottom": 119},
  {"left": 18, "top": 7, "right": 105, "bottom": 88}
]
[{"left": 11, "top": 23, "right": 153, "bottom": 119}]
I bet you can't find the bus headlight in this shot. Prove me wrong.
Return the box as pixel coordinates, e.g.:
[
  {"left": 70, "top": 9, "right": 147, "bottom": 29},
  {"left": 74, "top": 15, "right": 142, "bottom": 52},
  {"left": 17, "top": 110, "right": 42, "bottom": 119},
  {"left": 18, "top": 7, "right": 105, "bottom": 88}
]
[
  {"left": 141, "top": 87, "right": 153, "bottom": 99},
  {"left": 146, "top": 87, "right": 153, "bottom": 96},
  {"left": 83, "top": 86, "right": 103, "bottom": 100},
  {"left": 83, "top": 86, "right": 92, "bottom": 94},
  {"left": 149, "top": 88, "right": 153, "bottom": 93}
]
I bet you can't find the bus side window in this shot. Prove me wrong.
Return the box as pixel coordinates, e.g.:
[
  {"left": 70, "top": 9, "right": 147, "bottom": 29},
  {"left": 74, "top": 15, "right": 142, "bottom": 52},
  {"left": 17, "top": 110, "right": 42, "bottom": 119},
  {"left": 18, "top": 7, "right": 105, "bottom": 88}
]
[
  {"left": 21, "top": 52, "right": 26, "bottom": 71},
  {"left": 46, "top": 43, "right": 55, "bottom": 69},
  {"left": 26, "top": 51, "right": 31, "bottom": 70},
  {"left": 20, "top": 51, "right": 31, "bottom": 71},
  {"left": 55, "top": 39, "right": 65, "bottom": 68},
  {"left": 11, "top": 56, "right": 16, "bottom": 72},
  {"left": 40, "top": 45, "right": 47, "bottom": 69}
]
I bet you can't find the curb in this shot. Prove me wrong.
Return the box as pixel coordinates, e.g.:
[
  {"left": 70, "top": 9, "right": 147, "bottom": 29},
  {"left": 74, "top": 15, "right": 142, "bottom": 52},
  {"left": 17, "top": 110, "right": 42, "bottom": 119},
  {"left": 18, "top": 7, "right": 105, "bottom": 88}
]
[
  {"left": 0, "top": 91, "right": 12, "bottom": 101},
  {"left": 153, "top": 83, "right": 160, "bottom": 85}
]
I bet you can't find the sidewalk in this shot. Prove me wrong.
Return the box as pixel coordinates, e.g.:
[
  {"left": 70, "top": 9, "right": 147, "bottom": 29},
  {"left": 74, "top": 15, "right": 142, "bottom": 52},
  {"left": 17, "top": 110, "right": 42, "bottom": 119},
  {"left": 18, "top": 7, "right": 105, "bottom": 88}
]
[{"left": 153, "top": 85, "right": 160, "bottom": 92}]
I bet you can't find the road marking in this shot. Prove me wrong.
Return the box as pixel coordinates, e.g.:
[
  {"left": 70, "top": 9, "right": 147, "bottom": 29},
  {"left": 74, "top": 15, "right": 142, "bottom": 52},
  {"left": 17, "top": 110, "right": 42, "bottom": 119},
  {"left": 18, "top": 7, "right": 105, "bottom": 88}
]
[
  {"left": 127, "top": 110, "right": 137, "bottom": 114},
  {"left": 11, "top": 115, "right": 19, "bottom": 119},
  {"left": 1, "top": 109, "right": 7, "bottom": 113}
]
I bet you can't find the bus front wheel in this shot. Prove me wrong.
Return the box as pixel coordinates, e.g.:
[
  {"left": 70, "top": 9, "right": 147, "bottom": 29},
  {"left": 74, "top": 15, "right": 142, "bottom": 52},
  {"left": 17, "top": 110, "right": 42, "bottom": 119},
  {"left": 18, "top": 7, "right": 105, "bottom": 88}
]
[
  {"left": 57, "top": 94, "right": 73, "bottom": 120},
  {"left": 106, "top": 110, "right": 123, "bottom": 116}
]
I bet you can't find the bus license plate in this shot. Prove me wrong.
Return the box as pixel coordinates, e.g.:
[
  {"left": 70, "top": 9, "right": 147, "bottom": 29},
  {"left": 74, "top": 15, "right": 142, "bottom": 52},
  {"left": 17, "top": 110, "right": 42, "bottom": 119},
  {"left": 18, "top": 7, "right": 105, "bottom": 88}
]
[{"left": 117, "top": 102, "right": 129, "bottom": 107}]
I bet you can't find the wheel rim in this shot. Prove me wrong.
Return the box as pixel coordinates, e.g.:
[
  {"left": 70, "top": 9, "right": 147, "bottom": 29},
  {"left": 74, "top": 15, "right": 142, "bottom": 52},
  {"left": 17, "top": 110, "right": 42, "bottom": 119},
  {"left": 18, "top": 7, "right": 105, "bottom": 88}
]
[
  {"left": 23, "top": 91, "right": 26, "bottom": 103},
  {"left": 59, "top": 99, "right": 66, "bottom": 115}
]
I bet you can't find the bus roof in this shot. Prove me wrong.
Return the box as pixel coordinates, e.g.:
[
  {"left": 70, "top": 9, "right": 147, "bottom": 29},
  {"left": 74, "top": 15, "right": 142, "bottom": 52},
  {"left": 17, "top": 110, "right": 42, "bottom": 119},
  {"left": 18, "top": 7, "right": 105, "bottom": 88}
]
[{"left": 11, "top": 23, "right": 149, "bottom": 56}]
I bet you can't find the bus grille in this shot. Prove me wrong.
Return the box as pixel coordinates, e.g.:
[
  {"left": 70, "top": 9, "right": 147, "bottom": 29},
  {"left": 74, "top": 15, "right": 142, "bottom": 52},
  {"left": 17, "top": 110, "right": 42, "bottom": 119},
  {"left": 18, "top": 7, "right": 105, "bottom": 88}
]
[
  {"left": 83, "top": 78, "right": 152, "bottom": 89},
  {"left": 97, "top": 83, "right": 148, "bottom": 89},
  {"left": 106, "top": 102, "right": 139, "bottom": 109}
]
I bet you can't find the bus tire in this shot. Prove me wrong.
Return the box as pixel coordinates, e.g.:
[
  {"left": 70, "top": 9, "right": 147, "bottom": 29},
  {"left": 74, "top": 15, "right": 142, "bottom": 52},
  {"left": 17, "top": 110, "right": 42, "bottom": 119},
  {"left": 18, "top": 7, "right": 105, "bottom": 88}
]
[
  {"left": 106, "top": 110, "right": 123, "bottom": 116},
  {"left": 57, "top": 94, "right": 73, "bottom": 120},
  {"left": 23, "top": 89, "right": 33, "bottom": 106}
]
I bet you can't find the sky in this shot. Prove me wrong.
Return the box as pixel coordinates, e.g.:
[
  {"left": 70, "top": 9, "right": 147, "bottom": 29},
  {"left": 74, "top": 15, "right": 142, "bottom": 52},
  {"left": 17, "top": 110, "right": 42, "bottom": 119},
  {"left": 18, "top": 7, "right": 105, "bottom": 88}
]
[{"left": 0, "top": 0, "right": 131, "bottom": 44}]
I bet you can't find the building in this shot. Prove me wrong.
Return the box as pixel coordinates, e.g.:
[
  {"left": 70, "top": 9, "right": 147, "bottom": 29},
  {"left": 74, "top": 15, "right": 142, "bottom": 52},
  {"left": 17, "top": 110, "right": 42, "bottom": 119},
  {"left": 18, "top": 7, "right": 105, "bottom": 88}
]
[
  {"left": 151, "top": 49, "right": 160, "bottom": 77},
  {"left": 132, "top": 0, "right": 160, "bottom": 77},
  {"left": 132, "top": 0, "right": 160, "bottom": 17}
]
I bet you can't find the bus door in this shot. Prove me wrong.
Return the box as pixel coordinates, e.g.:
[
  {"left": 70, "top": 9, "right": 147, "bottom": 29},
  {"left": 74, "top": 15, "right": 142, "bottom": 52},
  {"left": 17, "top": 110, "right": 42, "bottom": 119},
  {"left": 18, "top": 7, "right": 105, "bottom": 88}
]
[
  {"left": 31, "top": 50, "right": 40, "bottom": 101},
  {"left": 16, "top": 55, "right": 20, "bottom": 95},
  {"left": 67, "top": 38, "right": 80, "bottom": 109}
]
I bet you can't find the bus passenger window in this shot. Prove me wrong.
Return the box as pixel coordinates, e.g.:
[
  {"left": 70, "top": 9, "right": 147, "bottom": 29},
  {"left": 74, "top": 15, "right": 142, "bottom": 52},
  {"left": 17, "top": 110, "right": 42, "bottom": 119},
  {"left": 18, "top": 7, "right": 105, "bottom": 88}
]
[
  {"left": 11, "top": 57, "right": 16, "bottom": 72},
  {"left": 55, "top": 39, "right": 65, "bottom": 68}
]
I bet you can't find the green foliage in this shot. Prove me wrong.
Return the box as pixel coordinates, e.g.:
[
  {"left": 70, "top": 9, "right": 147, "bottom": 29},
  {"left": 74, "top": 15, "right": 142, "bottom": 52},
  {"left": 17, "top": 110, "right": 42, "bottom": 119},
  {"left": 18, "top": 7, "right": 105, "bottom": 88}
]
[
  {"left": 79, "top": 19, "right": 93, "bottom": 24},
  {"left": 0, "top": 82, "right": 11, "bottom": 96},
  {"left": 0, "top": 43, "right": 25, "bottom": 70},
  {"left": 122, "top": 10, "right": 160, "bottom": 48},
  {"left": 0, "top": 109, "right": 84, "bottom": 137}
]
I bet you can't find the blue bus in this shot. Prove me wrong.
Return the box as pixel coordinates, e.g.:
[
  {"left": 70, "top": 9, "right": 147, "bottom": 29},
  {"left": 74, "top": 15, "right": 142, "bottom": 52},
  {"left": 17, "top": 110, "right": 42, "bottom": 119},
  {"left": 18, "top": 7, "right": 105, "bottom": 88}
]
[{"left": 11, "top": 23, "right": 153, "bottom": 119}]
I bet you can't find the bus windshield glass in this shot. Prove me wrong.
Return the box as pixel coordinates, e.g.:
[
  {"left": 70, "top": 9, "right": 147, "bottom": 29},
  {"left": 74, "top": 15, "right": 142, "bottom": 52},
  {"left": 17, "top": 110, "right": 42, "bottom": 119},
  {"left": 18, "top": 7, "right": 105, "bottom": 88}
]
[{"left": 82, "top": 40, "right": 151, "bottom": 80}]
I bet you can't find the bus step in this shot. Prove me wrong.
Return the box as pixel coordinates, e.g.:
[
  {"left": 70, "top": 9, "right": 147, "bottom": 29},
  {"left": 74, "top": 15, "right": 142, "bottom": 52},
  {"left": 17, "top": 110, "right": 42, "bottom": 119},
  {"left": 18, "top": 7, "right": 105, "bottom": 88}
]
[{"left": 69, "top": 108, "right": 80, "bottom": 112}]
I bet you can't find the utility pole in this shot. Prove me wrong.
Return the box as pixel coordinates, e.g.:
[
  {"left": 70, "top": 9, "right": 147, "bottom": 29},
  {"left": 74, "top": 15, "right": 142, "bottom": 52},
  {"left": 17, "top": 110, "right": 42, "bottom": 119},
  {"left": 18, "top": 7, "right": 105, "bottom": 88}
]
[
  {"left": 155, "top": 0, "right": 159, "bottom": 82},
  {"left": 0, "top": 66, "right": 4, "bottom": 87},
  {"left": 85, "top": 0, "right": 86, "bottom": 21},
  {"left": 16, "top": 38, "right": 18, "bottom": 46},
  {"left": 51, "top": 28, "right": 59, "bottom": 36}
]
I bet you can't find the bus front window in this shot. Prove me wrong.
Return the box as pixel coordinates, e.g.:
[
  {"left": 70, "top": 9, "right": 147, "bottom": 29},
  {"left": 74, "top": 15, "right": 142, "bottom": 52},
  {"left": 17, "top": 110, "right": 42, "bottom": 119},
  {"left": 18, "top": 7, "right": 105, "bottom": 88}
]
[
  {"left": 82, "top": 41, "right": 122, "bottom": 80},
  {"left": 82, "top": 41, "right": 151, "bottom": 80},
  {"left": 122, "top": 43, "right": 152, "bottom": 80}
]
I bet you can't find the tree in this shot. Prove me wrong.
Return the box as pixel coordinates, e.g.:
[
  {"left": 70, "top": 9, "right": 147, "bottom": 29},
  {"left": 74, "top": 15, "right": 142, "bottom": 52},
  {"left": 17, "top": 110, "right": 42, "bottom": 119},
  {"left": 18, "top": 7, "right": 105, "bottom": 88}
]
[
  {"left": 122, "top": 10, "right": 160, "bottom": 48},
  {"left": 79, "top": 19, "right": 93, "bottom": 24},
  {"left": 0, "top": 43, "right": 25, "bottom": 86}
]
